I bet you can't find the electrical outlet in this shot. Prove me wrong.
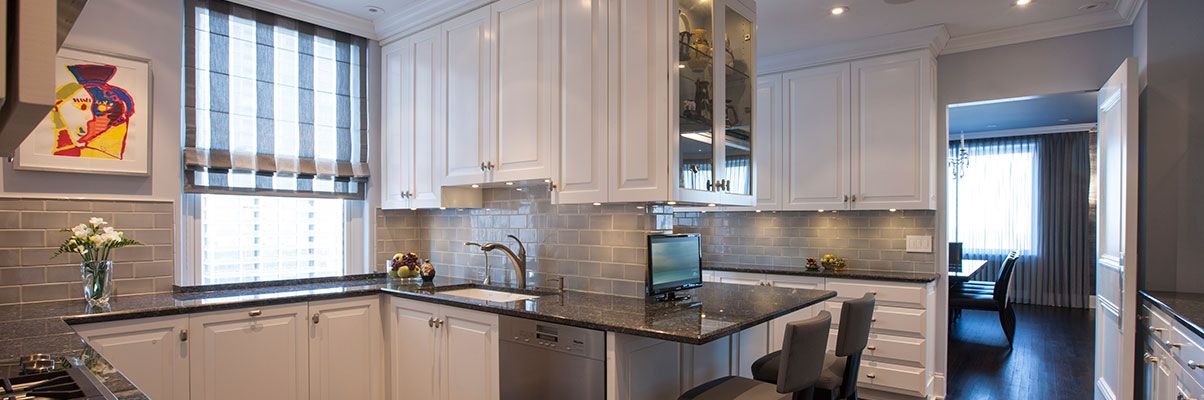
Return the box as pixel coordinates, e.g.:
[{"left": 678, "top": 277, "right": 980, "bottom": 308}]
[{"left": 906, "top": 235, "right": 932, "bottom": 253}]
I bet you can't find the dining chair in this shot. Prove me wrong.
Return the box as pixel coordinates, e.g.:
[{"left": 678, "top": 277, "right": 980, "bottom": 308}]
[
  {"left": 678, "top": 311, "right": 832, "bottom": 400},
  {"left": 950, "top": 252, "right": 1020, "bottom": 347},
  {"left": 749, "top": 293, "right": 877, "bottom": 400}
]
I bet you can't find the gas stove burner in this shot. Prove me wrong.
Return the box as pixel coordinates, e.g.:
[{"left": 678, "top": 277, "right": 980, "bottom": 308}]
[{"left": 1, "top": 367, "right": 116, "bottom": 400}]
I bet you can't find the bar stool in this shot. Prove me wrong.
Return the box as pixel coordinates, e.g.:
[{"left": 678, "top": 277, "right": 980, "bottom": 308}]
[
  {"left": 750, "top": 293, "right": 876, "bottom": 400},
  {"left": 678, "top": 311, "right": 833, "bottom": 400}
]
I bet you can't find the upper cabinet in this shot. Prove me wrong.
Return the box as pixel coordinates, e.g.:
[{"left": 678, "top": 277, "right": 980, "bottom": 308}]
[
  {"left": 490, "top": 0, "right": 560, "bottom": 183},
  {"left": 764, "top": 50, "right": 936, "bottom": 212}
]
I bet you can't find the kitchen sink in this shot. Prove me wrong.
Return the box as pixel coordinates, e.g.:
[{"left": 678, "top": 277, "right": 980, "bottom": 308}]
[{"left": 438, "top": 288, "right": 542, "bottom": 303}]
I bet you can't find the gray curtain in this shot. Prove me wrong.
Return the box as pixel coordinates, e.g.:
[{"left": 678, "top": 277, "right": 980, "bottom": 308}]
[{"left": 959, "top": 131, "right": 1096, "bottom": 308}]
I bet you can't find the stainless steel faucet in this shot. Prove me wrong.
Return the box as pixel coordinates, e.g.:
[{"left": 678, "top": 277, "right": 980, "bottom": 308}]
[
  {"left": 480, "top": 235, "right": 528, "bottom": 289},
  {"left": 464, "top": 242, "right": 490, "bottom": 285}
]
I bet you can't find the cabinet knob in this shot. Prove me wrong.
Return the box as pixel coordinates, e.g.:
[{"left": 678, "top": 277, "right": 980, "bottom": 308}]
[
  {"left": 486, "top": 162, "right": 495, "bottom": 170},
  {"left": 248, "top": 310, "right": 262, "bottom": 317},
  {"left": 179, "top": 329, "right": 188, "bottom": 342},
  {"left": 428, "top": 317, "right": 435, "bottom": 328},
  {"left": 312, "top": 313, "right": 320, "bottom": 324},
  {"left": 865, "top": 373, "right": 876, "bottom": 379},
  {"left": 850, "top": 194, "right": 857, "bottom": 202},
  {"left": 843, "top": 195, "right": 849, "bottom": 202},
  {"left": 480, "top": 162, "right": 487, "bottom": 171}
]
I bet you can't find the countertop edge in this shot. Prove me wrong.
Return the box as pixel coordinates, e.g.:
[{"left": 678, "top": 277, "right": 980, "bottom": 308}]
[
  {"left": 61, "top": 289, "right": 382, "bottom": 326},
  {"left": 1140, "top": 290, "right": 1204, "bottom": 339},
  {"left": 703, "top": 265, "right": 940, "bottom": 283}
]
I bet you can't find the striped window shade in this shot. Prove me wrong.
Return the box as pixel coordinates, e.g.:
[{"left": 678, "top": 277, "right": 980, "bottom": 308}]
[{"left": 184, "top": 0, "right": 369, "bottom": 199}]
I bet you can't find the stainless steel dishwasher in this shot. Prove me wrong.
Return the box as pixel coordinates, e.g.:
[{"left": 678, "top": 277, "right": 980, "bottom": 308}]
[{"left": 499, "top": 316, "right": 606, "bottom": 400}]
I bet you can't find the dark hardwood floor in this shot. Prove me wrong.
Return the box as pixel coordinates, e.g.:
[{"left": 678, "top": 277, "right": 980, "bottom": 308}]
[{"left": 947, "top": 304, "right": 1094, "bottom": 399}]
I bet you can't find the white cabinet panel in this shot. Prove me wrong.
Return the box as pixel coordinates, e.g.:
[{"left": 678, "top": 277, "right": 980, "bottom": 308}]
[
  {"left": 75, "top": 316, "right": 189, "bottom": 400},
  {"left": 310, "top": 297, "right": 383, "bottom": 400},
  {"left": 766, "top": 275, "right": 825, "bottom": 352},
  {"left": 732, "top": 323, "right": 769, "bottom": 378},
  {"left": 556, "top": 0, "right": 609, "bottom": 204},
  {"left": 442, "top": 8, "right": 491, "bottom": 187},
  {"left": 387, "top": 297, "right": 440, "bottom": 400},
  {"left": 491, "top": 0, "right": 559, "bottom": 183},
  {"left": 188, "top": 304, "right": 309, "bottom": 400},
  {"left": 407, "top": 27, "right": 444, "bottom": 204},
  {"left": 826, "top": 278, "right": 928, "bottom": 308},
  {"left": 609, "top": 0, "right": 670, "bottom": 203},
  {"left": 752, "top": 75, "right": 784, "bottom": 210},
  {"left": 782, "top": 64, "right": 850, "bottom": 211},
  {"left": 850, "top": 52, "right": 932, "bottom": 210},
  {"left": 381, "top": 41, "right": 410, "bottom": 210},
  {"left": 441, "top": 306, "right": 499, "bottom": 400}
]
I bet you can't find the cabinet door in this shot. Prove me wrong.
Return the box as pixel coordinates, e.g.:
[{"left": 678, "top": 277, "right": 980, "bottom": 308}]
[
  {"left": 442, "top": 8, "right": 491, "bottom": 187},
  {"left": 782, "top": 64, "right": 850, "bottom": 211},
  {"left": 388, "top": 297, "right": 441, "bottom": 400},
  {"left": 766, "top": 275, "right": 825, "bottom": 352},
  {"left": 491, "top": 0, "right": 559, "bottom": 182},
  {"left": 850, "top": 51, "right": 932, "bottom": 210},
  {"left": 75, "top": 316, "right": 189, "bottom": 400},
  {"left": 609, "top": 0, "right": 670, "bottom": 203},
  {"left": 556, "top": 0, "right": 609, "bottom": 204},
  {"left": 752, "top": 75, "right": 783, "bottom": 209},
  {"left": 732, "top": 323, "right": 769, "bottom": 379},
  {"left": 189, "top": 304, "right": 310, "bottom": 400},
  {"left": 381, "top": 40, "right": 410, "bottom": 210},
  {"left": 441, "top": 306, "right": 499, "bottom": 400},
  {"left": 310, "top": 297, "right": 383, "bottom": 400}
]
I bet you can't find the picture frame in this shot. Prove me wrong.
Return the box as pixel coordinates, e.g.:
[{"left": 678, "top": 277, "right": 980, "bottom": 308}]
[{"left": 14, "top": 47, "right": 152, "bottom": 176}]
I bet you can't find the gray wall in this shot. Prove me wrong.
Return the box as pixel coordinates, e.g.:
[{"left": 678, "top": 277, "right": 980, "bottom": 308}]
[{"left": 1137, "top": 0, "right": 1204, "bottom": 294}]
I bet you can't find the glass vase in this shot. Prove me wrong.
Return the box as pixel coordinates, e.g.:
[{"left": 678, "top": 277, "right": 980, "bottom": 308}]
[{"left": 81, "top": 261, "right": 114, "bottom": 307}]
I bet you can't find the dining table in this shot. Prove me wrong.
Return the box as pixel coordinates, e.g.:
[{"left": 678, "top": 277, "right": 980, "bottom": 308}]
[{"left": 949, "top": 259, "right": 989, "bottom": 286}]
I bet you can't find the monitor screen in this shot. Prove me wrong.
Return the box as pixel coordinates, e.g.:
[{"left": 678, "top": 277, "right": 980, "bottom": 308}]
[{"left": 647, "top": 234, "right": 703, "bottom": 295}]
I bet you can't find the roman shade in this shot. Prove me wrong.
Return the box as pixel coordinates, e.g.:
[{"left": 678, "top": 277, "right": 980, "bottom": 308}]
[{"left": 184, "top": 0, "right": 369, "bottom": 198}]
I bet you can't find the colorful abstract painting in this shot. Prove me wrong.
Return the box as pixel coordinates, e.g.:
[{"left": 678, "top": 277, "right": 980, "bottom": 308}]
[{"left": 17, "top": 48, "right": 150, "bottom": 175}]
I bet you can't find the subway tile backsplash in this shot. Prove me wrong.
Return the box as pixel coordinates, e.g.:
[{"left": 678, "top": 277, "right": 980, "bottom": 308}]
[
  {"left": 376, "top": 189, "right": 937, "bottom": 298},
  {"left": 0, "top": 199, "right": 175, "bottom": 305}
]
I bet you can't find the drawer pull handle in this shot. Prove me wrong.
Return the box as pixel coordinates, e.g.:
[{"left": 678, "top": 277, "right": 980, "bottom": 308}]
[
  {"left": 1144, "top": 353, "right": 1158, "bottom": 364},
  {"left": 867, "top": 291, "right": 878, "bottom": 295},
  {"left": 865, "top": 373, "right": 876, "bottom": 379},
  {"left": 312, "top": 313, "right": 320, "bottom": 324},
  {"left": 248, "top": 310, "right": 262, "bottom": 317},
  {"left": 1151, "top": 327, "right": 1167, "bottom": 333},
  {"left": 1189, "top": 360, "right": 1202, "bottom": 370},
  {"left": 1166, "top": 341, "right": 1182, "bottom": 349},
  {"left": 871, "top": 318, "right": 877, "bottom": 322},
  {"left": 866, "top": 345, "right": 876, "bottom": 350},
  {"left": 428, "top": 317, "right": 435, "bottom": 328}
]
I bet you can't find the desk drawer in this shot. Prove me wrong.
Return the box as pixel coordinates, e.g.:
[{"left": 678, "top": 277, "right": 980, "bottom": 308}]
[
  {"left": 826, "top": 279, "right": 928, "bottom": 308},
  {"left": 827, "top": 330, "right": 926, "bottom": 366},
  {"left": 827, "top": 301, "right": 927, "bottom": 337}
]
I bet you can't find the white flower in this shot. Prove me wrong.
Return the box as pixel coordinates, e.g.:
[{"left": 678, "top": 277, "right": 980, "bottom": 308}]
[
  {"left": 72, "top": 226, "right": 88, "bottom": 238},
  {"left": 89, "top": 217, "right": 106, "bottom": 226},
  {"left": 102, "top": 226, "right": 116, "bottom": 235}
]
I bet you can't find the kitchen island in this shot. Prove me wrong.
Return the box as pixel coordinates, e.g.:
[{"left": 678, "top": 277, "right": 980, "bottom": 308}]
[{"left": 4, "top": 274, "right": 833, "bottom": 400}]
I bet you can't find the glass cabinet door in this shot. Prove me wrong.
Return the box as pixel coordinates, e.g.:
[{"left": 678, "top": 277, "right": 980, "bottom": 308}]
[
  {"left": 722, "top": 5, "right": 753, "bottom": 195},
  {"left": 677, "top": 0, "right": 715, "bottom": 192}
]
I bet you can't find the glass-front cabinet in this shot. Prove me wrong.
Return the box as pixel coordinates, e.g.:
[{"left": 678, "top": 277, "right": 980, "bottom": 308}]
[{"left": 675, "top": 0, "right": 756, "bottom": 204}]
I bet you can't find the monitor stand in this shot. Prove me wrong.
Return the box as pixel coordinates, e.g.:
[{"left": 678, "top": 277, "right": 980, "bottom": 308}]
[{"left": 653, "top": 291, "right": 691, "bottom": 302}]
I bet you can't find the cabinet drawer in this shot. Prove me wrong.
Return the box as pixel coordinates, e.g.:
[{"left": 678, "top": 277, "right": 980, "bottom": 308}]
[
  {"left": 827, "top": 330, "right": 926, "bottom": 366},
  {"left": 1143, "top": 305, "right": 1175, "bottom": 343},
  {"left": 826, "top": 279, "right": 927, "bottom": 308},
  {"left": 857, "top": 360, "right": 927, "bottom": 396},
  {"left": 1171, "top": 325, "right": 1204, "bottom": 383},
  {"left": 827, "top": 301, "right": 927, "bottom": 337},
  {"left": 711, "top": 271, "right": 766, "bottom": 286}
]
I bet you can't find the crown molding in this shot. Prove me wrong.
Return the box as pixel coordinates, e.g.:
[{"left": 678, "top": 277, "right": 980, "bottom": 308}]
[
  {"left": 230, "top": 0, "right": 378, "bottom": 39},
  {"left": 941, "top": 0, "right": 1143, "bottom": 55},
  {"left": 759, "top": 25, "right": 949, "bottom": 75},
  {"left": 954, "top": 122, "right": 1097, "bottom": 140},
  {"left": 375, "top": 0, "right": 493, "bottom": 44}
]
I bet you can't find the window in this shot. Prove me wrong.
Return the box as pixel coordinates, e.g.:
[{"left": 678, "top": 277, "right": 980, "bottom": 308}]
[
  {"left": 200, "top": 195, "right": 345, "bottom": 284},
  {"left": 182, "top": 0, "right": 369, "bottom": 285},
  {"left": 947, "top": 137, "right": 1038, "bottom": 255}
]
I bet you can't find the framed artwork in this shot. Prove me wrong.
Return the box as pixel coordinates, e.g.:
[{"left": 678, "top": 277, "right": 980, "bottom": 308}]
[{"left": 15, "top": 47, "right": 151, "bottom": 175}]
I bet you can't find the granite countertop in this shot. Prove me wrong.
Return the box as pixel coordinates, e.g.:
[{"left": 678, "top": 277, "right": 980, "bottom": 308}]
[
  {"left": 1141, "top": 290, "right": 1204, "bottom": 338},
  {"left": 703, "top": 263, "right": 940, "bottom": 283},
  {"left": 3, "top": 274, "right": 834, "bottom": 397}
]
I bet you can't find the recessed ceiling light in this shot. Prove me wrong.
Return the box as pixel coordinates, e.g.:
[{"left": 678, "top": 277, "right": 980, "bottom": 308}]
[
  {"left": 1014, "top": 0, "right": 1032, "bottom": 6},
  {"left": 365, "top": 5, "right": 384, "bottom": 14},
  {"left": 987, "top": 124, "right": 998, "bottom": 128},
  {"left": 1059, "top": 118, "right": 1071, "bottom": 122},
  {"left": 1079, "top": 2, "right": 1108, "bottom": 11},
  {"left": 830, "top": 5, "right": 849, "bottom": 15}
]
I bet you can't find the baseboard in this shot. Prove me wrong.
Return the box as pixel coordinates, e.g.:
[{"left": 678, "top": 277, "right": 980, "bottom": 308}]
[{"left": 931, "top": 372, "right": 946, "bottom": 400}]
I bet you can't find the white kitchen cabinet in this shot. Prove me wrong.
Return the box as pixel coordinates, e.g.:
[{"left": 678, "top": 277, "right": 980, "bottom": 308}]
[
  {"left": 441, "top": 7, "right": 492, "bottom": 187},
  {"left": 850, "top": 51, "right": 935, "bottom": 210},
  {"left": 781, "top": 64, "right": 850, "bottom": 211},
  {"left": 387, "top": 297, "right": 499, "bottom": 400},
  {"left": 74, "top": 315, "right": 190, "bottom": 400},
  {"left": 1141, "top": 303, "right": 1204, "bottom": 400},
  {"left": 490, "top": 0, "right": 560, "bottom": 184},
  {"left": 555, "top": 0, "right": 609, "bottom": 204},
  {"left": 309, "top": 297, "right": 384, "bottom": 400},
  {"left": 765, "top": 275, "right": 825, "bottom": 353},
  {"left": 188, "top": 303, "right": 310, "bottom": 400},
  {"left": 380, "top": 39, "right": 412, "bottom": 210}
]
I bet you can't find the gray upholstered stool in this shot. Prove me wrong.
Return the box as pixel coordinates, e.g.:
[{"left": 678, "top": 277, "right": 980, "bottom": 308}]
[
  {"left": 678, "top": 311, "right": 832, "bottom": 400},
  {"left": 751, "top": 293, "right": 876, "bottom": 400}
]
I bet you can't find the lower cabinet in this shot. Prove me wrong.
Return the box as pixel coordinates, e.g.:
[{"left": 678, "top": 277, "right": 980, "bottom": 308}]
[
  {"left": 1141, "top": 303, "right": 1204, "bottom": 400},
  {"left": 387, "top": 296, "right": 499, "bottom": 400},
  {"left": 73, "top": 296, "right": 384, "bottom": 400},
  {"left": 74, "top": 315, "right": 190, "bottom": 400}
]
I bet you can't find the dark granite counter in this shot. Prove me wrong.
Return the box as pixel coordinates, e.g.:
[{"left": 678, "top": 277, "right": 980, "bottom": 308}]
[
  {"left": 1141, "top": 290, "right": 1204, "bottom": 339},
  {"left": 3, "top": 274, "right": 834, "bottom": 397},
  {"left": 704, "top": 262, "right": 940, "bottom": 283}
]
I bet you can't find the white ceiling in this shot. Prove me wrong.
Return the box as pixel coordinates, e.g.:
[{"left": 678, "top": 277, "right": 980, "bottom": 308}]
[{"left": 757, "top": 0, "right": 1130, "bottom": 57}]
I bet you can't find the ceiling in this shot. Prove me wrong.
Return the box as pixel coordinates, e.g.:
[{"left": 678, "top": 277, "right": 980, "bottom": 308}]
[
  {"left": 758, "top": 0, "right": 1133, "bottom": 57},
  {"left": 947, "top": 91, "right": 1098, "bottom": 134}
]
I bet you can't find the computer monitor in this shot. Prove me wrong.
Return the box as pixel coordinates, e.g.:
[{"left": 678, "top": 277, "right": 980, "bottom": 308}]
[{"left": 646, "top": 233, "right": 703, "bottom": 301}]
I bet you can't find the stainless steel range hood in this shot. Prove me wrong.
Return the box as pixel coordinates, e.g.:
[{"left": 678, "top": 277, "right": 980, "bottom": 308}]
[{"left": 0, "top": 0, "right": 88, "bottom": 157}]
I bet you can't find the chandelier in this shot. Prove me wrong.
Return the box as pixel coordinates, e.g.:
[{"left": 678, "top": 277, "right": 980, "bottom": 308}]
[{"left": 949, "top": 134, "right": 970, "bottom": 180}]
